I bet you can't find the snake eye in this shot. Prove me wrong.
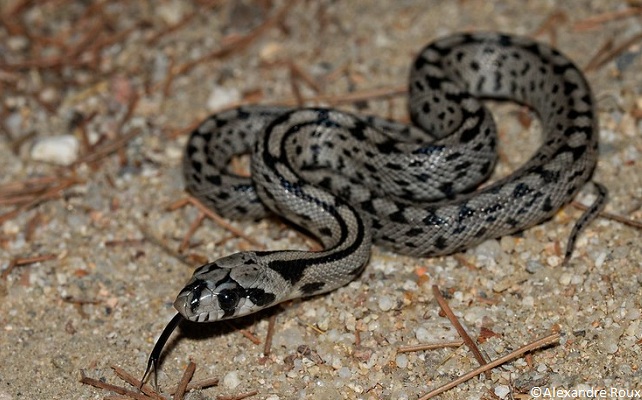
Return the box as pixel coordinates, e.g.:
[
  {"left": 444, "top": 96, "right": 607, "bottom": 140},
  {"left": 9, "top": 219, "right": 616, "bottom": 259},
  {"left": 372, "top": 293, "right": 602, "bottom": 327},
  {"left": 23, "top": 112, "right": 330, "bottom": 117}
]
[{"left": 217, "top": 289, "right": 240, "bottom": 312}]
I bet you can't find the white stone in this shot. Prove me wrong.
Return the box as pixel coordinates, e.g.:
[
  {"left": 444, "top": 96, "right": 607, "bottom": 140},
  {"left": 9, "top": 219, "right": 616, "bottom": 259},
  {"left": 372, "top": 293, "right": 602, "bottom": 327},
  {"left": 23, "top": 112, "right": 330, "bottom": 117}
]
[
  {"left": 338, "top": 366, "right": 351, "bottom": 379},
  {"left": 5, "top": 112, "right": 22, "bottom": 134},
  {"left": 494, "top": 384, "right": 511, "bottom": 399},
  {"left": 522, "top": 295, "right": 535, "bottom": 307},
  {"left": 395, "top": 353, "right": 408, "bottom": 369},
  {"left": 415, "top": 327, "right": 430, "bottom": 342},
  {"left": 473, "top": 239, "right": 503, "bottom": 260},
  {"left": 378, "top": 295, "right": 393, "bottom": 311},
  {"left": 223, "top": 370, "right": 241, "bottom": 389},
  {"left": 260, "top": 42, "right": 285, "bottom": 62},
  {"left": 558, "top": 272, "right": 573, "bottom": 285},
  {"left": 594, "top": 251, "right": 607, "bottom": 268},
  {"left": 207, "top": 85, "right": 241, "bottom": 111},
  {"left": 157, "top": 1, "right": 184, "bottom": 24},
  {"left": 31, "top": 135, "right": 79, "bottom": 165}
]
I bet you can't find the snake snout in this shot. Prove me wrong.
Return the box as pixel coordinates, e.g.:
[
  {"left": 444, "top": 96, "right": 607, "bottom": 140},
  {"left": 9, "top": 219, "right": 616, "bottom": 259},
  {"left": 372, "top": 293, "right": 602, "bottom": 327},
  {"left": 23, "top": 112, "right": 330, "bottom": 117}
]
[{"left": 173, "top": 279, "right": 216, "bottom": 321}]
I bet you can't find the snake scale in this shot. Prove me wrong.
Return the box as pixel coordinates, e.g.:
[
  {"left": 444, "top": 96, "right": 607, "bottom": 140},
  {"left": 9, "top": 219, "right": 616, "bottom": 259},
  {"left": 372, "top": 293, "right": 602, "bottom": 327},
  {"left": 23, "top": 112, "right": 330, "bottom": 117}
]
[{"left": 142, "top": 32, "right": 606, "bottom": 381}]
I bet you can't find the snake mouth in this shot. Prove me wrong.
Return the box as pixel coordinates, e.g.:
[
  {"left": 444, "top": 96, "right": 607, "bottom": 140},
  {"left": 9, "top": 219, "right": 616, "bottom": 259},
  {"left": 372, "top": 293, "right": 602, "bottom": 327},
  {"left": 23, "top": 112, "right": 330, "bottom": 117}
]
[
  {"left": 174, "top": 296, "right": 214, "bottom": 322},
  {"left": 174, "top": 277, "right": 218, "bottom": 318},
  {"left": 173, "top": 292, "right": 189, "bottom": 317},
  {"left": 189, "top": 312, "right": 213, "bottom": 323},
  {"left": 173, "top": 288, "right": 201, "bottom": 320}
]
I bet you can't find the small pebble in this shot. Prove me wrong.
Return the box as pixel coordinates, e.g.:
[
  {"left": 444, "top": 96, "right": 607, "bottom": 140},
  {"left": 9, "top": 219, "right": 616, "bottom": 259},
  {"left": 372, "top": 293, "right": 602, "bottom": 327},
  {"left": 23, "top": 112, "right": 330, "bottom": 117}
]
[
  {"left": 600, "top": 327, "right": 624, "bottom": 354},
  {"left": 260, "top": 42, "right": 285, "bottom": 62},
  {"left": 558, "top": 272, "right": 573, "bottom": 285},
  {"left": 415, "top": 327, "right": 430, "bottom": 342},
  {"left": 618, "top": 364, "right": 633, "bottom": 376},
  {"left": 594, "top": 251, "right": 607, "bottom": 268},
  {"left": 39, "top": 86, "right": 59, "bottom": 104},
  {"left": 5, "top": 112, "right": 23, "bottom": 134},
  {"left": 499, "top": 235, "right": 516, "bottom": 253},
  {"left": 521, "top": 295, "right": 535, "bottom": 307},
  {"left": 378, "top": 295, "right": 393, "bottom": 311},
  {"left": 570, "top": 274, "right": 584, "bottom": 285},
  {"left": 274, "top": 327, "right": 304, "bottom": 348},
  {"left": 525, "top": 260, "right": 543, "bottom": 273},
  {"left": 472, "top": 239, "right": 503, "bottom": 260},
  {"left": 31, "top": 135, "right": 79, "bottom": 165},
  {"left": 233, "top": 354, "right": 247, "bottom": 363},
  {"left": 156, "top": 1, "right": 185, "bottom": 24},
  {"left": 326, "top": 329, "right": 340, "bottom": 343},
  {"left": 338, "top": 366, "right": 351, "bottom": 379},
  {"left": 223, "top": 370, "right": 241, "bottom": 389},
  {"left": 546, "top": 255, "right": 561, "bottom": 267},
  {"left": 2, "top": 220, "right": 20, "bottom": 235},
  {"left": 367, "top": 320, "right": 380, "bottom": 331},
  {"left": 343, "top": 313, "right": 356, "bottom": 331},
  {"left": 395, "top": 353, "right": 408, "bottom": 369},
  {"left": 7, "top": 35, "right": 28, "bottom": 51},
  {"left": 207, "top": 85, "right": 241, "bottom": 110},
  {"left": 626, "top": 308, "right": 641, "bottom": 320},
  {"left": 463, "top": 306, "right": 487, "bottom": 323},
  {"left": 389, "top": 391, "right": 409, "bottom": 400},
  {"left": 494, "top": 384, "right": 511, "bottom": 399},
  {"left": 50, "top": 354, "right": 73, "bottom": 373},
  {"left": 625, "top": 320, "right": 639, "bottom": 337},
  {"left": 307, "top": 385, "right": 342, "bottom": 399},
  {"left": 317, "top": 317, "right": 330, "bottom": 331},
  {"left": 402, "top": 279, "right": 417, "bottom": 291},
  {"left": 601, "top": 339, "right": 619, "bottom": 354}
]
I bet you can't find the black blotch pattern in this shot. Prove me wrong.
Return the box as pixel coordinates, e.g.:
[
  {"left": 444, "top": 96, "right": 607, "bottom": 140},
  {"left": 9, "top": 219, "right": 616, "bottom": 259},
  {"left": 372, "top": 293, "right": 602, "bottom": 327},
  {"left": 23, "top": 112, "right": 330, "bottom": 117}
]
[
  {"left": 300, "top": 282, "right": 326, "bottom": 295},
  {"left": 246, "top": 288, "right": 276, "bottom": 306},
  {"left": 389, "top": 210, "right": 408, "bottom": 224},
  {"left": 206, "top": 174, "right": 222, "bottom": 186},
  {"left": 513, "top": 183, "right": 532, "bottom": 198}
]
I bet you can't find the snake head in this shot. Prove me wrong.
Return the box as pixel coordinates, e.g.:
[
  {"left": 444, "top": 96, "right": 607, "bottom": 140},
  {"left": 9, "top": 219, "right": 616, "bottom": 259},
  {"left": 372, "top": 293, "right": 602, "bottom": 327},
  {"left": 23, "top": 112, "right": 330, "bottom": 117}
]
[{"left": 173, "top": 252, "right": 278, "bottom": 322}]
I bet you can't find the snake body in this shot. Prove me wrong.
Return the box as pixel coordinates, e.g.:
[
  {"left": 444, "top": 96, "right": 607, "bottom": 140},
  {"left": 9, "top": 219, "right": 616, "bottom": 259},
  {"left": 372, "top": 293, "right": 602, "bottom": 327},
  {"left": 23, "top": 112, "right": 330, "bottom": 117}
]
[{"left": 173, "top": 32, "right": 605, "bottom": 323}]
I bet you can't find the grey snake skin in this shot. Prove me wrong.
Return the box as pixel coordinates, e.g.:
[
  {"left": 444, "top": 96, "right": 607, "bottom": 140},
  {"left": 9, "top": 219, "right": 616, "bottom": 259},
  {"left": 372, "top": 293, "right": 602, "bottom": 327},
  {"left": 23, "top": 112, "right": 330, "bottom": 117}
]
[{"left": 142, "top": 32, "right": 606, "bottom": 383}]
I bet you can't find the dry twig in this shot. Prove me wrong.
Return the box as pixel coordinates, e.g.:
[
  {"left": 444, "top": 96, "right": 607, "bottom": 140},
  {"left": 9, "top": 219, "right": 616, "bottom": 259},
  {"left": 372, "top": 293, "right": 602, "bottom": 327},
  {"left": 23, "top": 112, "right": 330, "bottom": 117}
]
[
  {"left": 418, "top": 333, "right": 561, "bottom": 399},
  {"left": 80, "top": 370, "right": 150, "bottom": 400},
  {"left": 432, "top": 285, "right": 490, "bottom": 379},
  {"left": 263, "top": 314, "right": 278, "bottom": 356},
  {"left": 584, "top": 32, "right": 642, "bottom": 72},
  {"left": 179, "top": 212, "right": 207, "bottom": 253},
  {"left": 168, "top": 196, "right": 265, "bottom": 249},
  {"left": 0, "top": 177, "right": 82, "bottom": 225},
  {"left": 573, "top": 7, "right": 642, "bottom": 31},
  {"left": 396, "top": 340, "right": 464, "bottom": 353},
  {"left": 174, "top": 361, "right": 196, "bottom": 400},
  {"left": 161, "top": 0, "right": 296, "bottom": 94},
  {"left": 1, "top": 253, "right": 58, "bottom": 280},
  {"left": 216, "top": 390, "right": 259, "bottom": 400},
  {"left": 80, "top": 362, "right": 218, "bottom": 399},
  {"left": 111, "top": 366, "right": 164, "bottom": 400},
  {"left": 134, "top": 220, "right": 191, "bottom": 268},
  {"left": 225, "top": 321, "right": 262, "bottom": 345}
]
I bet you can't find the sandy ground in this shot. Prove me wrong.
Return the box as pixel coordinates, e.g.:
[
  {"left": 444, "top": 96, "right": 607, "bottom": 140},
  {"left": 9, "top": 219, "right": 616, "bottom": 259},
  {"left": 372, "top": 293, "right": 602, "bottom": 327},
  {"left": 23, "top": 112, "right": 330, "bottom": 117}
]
[{"left": 1, "top": 1, "right": 641, "bottom": 399}]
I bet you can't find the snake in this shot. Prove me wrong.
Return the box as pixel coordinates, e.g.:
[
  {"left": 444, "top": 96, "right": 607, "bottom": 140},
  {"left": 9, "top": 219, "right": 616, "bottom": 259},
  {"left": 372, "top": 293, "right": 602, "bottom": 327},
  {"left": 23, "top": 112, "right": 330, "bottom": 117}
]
[{"left": 141, "top": 32, "right": 606, "bottom": 383}]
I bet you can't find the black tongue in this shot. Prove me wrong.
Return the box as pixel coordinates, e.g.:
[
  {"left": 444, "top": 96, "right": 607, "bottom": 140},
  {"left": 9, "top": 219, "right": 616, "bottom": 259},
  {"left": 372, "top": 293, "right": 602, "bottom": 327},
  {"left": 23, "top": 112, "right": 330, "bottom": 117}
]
[{"left": 140, "top": 313, "right": 183, "bottom": 391}]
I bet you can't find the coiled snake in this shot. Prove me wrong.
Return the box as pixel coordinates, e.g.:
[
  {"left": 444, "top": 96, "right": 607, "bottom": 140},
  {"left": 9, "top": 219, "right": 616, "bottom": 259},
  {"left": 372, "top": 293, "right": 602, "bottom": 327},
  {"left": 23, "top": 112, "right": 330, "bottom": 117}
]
[{"left": 142, "top": 32, "right": 606, "bottom": 383}]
